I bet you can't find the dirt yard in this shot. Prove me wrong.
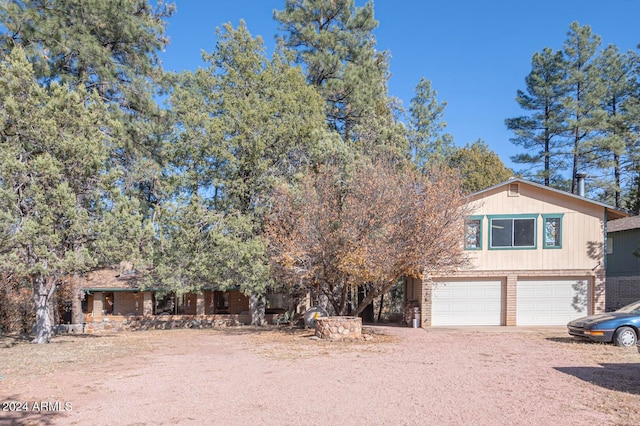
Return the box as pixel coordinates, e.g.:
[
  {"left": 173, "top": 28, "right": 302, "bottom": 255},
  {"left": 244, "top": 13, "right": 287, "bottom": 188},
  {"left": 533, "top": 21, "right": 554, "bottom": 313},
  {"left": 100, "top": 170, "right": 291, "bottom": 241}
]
[{"left": 1, "top": 325, "right": 639, "bottom": 425}]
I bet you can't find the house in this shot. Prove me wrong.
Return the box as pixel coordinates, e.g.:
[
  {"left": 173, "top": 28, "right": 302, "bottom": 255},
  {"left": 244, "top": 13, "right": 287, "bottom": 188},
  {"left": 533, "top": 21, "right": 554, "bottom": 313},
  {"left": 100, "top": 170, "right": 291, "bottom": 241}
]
[
  {"left": 79, "top": 268, "right": 155, "bottom": 331},
  {"left": 77, "top": 267, "right": 300, "bottom": 331},
  {"left": 405, "top": 177, "right": 628, "bottom": 327},
  {"left": 605, "top": 215, "right": 640, "bottom": 310}
]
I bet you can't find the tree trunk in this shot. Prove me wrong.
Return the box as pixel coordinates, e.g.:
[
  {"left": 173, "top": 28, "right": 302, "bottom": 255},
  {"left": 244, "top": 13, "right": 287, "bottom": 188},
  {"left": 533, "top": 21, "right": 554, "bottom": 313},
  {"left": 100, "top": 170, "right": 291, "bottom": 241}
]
[
  {"left": 250, "top": 293, "right": 266, "bottom": 326},
  {"left": 614, "top": 152, "right": 621, "bottom": 208},
  {"left": 544, "top": 124, "right": 550, "bottom": 186},
  {"left": 377, "top": 293, "right": 384, "bottom": 322},
  {"left": 70, "top": 274, "right": 84, "bottom": 327},
  {"left": 72, "top": 286, "right": 84, "bottom": 327},
  {"left": 335, "top": 284, "right": 349, "bottom": 315},
  {"left": 32, "top": 275, "right": 56, "bottom": 344},
  {"left": 358, "top": 285, "right": 375, "bottom": 323},
  {"left": 355, "top": 288, "right": 377, "bottom": 316},
  {"left": 571, "top": 134, "right": 579, "bottom": 195}
]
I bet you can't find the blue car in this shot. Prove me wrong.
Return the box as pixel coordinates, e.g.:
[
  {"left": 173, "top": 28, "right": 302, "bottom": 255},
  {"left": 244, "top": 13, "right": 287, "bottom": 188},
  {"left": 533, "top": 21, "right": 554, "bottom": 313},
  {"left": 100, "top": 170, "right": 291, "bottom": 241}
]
[{"left": 567, "top": 300, "right": 640, "bottom": 347}]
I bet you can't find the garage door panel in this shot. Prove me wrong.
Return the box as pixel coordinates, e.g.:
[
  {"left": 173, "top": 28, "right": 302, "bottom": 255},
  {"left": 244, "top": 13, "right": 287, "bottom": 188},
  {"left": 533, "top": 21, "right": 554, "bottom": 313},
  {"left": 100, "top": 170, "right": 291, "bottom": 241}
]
[
  {"left": 432, "top": 280, "right": 502, "bottom": 326},
  {"left": 433, "top": 314, "right": 499, "bottom": 326},
  {"left": 516, "top": 279, "right": 588, "bottom": 325}
]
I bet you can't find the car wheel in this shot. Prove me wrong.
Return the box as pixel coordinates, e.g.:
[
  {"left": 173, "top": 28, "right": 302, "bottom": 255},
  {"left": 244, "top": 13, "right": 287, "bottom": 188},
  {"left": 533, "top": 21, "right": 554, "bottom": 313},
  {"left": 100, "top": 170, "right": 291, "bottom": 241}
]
[{"left": 614, "top": 326, "right": 637, "bottom": 347}]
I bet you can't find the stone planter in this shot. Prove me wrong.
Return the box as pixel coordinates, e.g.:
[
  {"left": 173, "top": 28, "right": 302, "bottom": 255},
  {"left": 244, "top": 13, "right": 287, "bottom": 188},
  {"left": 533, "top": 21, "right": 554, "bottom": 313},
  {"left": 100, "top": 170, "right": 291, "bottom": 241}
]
[{"left": 315, "top": 316, "right": 362, "bottom": 340}]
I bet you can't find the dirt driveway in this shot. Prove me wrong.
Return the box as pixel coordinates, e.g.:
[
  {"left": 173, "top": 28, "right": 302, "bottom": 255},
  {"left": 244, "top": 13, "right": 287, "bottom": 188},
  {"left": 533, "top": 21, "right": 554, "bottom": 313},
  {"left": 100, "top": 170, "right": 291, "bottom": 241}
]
[{"left": 1, "top": 325, "right": 639, "bottom": 425}]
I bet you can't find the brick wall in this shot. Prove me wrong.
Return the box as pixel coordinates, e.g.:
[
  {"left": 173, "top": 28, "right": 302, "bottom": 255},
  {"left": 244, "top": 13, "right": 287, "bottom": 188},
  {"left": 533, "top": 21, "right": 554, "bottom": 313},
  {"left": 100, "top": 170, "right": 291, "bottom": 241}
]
[
  {"left": 229, "top": 290, "right": 250, "bottom": 314},
  {"left": 606, "top": 275, "right": 640, "bottom": 311},
  {"left": 113, "top": 292, "right": 143, "bottom": 315},
  {"left": 420, "top": 277, "right": 430, "bottom": 327},
  {"left": 505, "top": 275, "right": 517, "bottom": 326},
  {"left": 89, "top": 291, "right": 152, "bottom": 317},
  {"left": 201, "top": 290, "right": 250, "bottom": 314},
  {"left": 594, "top": 269, "right": 606, "bottom": 314}
]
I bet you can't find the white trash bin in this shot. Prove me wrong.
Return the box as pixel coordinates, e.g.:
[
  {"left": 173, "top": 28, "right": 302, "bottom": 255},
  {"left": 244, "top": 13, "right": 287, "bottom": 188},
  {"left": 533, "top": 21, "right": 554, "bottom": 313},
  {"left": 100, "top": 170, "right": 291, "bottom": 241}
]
[{"left": 412, "top": 307, "right": 420, "bottom": 328}]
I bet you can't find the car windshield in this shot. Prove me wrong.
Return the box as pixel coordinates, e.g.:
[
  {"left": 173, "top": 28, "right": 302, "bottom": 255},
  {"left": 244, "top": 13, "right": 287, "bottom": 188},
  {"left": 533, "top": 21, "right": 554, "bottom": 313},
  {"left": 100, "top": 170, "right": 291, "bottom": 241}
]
[{"left": 615, "top": 300, "right": 640, "bottom": 314}]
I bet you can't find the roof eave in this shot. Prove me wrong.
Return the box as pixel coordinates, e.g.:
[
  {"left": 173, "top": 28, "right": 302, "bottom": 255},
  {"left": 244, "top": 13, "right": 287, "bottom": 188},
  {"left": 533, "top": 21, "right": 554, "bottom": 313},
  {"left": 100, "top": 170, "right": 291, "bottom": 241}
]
[{"left": 466, "top": 178, "right": 629, "bottom": 218}]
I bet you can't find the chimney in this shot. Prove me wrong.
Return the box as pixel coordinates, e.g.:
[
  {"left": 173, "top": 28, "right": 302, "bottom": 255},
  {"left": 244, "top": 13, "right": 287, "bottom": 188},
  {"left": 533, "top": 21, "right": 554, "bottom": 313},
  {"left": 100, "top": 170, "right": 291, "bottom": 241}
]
[{"left": 576, "top": 173, "right": 586, "bottom": 197}]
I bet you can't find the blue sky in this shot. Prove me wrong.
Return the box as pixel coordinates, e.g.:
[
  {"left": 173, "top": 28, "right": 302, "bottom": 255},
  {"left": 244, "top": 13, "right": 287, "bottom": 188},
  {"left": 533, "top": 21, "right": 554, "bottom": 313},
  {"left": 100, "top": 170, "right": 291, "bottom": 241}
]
[{"left": 160, "top": 1, "right": 640, "bottom": 171}]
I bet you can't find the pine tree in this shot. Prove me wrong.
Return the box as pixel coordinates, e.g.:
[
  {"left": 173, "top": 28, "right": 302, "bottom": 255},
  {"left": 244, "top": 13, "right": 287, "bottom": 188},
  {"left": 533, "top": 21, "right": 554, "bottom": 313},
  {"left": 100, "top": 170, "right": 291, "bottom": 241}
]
[
  {"left": 0, "top": 0, "right": 172, "bottom": 341},
  {"left": 0, "top": 49, "right": 143, "bottom": 343},
  {"left": 408, "top": 77, "right": 454, "bottom": 171},
  {"left": 562, "top": 22, "right": 606, "bottom": 194},
  {"left": 506, "top": 48, "right": 568, "bottom": 186},
  {"left": 0, "top": 0, "right": 174, "bottom": 223},
  {"left": 592, "top": 46, "right": 639, "bottom": 207},
  {"left": 164, "top": 22, "right": 328, "bottom": 324},
  {"left": 274, "top": 0, "right": 403, "bottom": 154}
]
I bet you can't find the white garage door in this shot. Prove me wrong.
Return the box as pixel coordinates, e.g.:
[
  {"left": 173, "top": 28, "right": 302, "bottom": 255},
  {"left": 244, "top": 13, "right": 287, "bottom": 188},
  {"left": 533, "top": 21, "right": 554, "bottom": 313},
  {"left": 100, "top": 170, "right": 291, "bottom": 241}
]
[
  {"left": 516, "top": 279, "right": 589, "bottom": 325},
  {"left": 431, "top": 280, "right": 502, "bottom": 326}
]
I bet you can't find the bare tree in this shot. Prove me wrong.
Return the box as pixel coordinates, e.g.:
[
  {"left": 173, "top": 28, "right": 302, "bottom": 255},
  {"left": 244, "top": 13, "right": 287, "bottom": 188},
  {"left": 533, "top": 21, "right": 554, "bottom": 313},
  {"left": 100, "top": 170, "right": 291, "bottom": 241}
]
[{"left": 265, "top": 158, "right": 471, "bottom": 315}]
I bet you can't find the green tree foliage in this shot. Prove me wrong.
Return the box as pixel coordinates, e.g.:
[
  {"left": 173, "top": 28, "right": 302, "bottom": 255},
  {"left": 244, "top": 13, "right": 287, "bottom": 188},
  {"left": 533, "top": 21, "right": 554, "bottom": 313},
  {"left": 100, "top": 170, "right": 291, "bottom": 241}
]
[
  {"left": 408, "top": 77, "right": 454, "bottom": 170},
  {"left": 162, "top": 22, "right": 328, "bottom": 324},
  {"left": 508, "top": 22, "right": 640, "bottom": 204},
  {"left": 0, "top": 0, "right": 172, "bottom": 92},
  {"left": 506, "top": 48, "right": 568, "bottom": 186},
  {"left": 0, "top": 0, "right": 171, "bottom": 341},
  {"left": 448, "top": 140, "right": 513, "bottom": 193},
  {"left": 274, "top": 0, "right": 406, "bottom": 157},
  {"left": 591, "top": 46, "right": 639, "bottom": 207},
  {"left": 0, "top": 49, "right": 146, "bottom": 343},
  {"left": 561, "top": 21, "right": 606, "bottom": 194},
  {"left": 151, "top": 202, "right": 269, "bottom": 298},
  {"left": 626, "top": 174, "right": 640, "bottom": 214},
  {"left": 0, "top": 0, "right": 175, "bottom": 217}
]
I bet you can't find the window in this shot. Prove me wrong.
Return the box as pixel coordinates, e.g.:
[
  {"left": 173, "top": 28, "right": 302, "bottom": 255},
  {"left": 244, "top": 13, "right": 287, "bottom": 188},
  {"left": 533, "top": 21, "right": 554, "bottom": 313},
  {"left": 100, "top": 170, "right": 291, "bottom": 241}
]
[
  {"left": 464, "top": 216, "right": 483, "bottom": 250},
  {"left": 266, "top": 292, "right": 289, "bottom": 312},
  {"left": 489, "top": 215, "right": 537, "bottom": 249},
  {"left": 606, "top": 237, "right": 613, "bottom": 255},
  {"left": 542, "top": 214, "right": 563, "bottom": 249},
  {"left": 214, "top": 291, "right": 229, "bottom": 311}
]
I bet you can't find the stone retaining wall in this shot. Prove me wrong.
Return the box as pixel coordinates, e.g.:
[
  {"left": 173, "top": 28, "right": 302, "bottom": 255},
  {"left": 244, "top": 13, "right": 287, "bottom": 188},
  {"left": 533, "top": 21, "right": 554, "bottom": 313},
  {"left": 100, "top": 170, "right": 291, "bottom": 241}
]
[
  {"left": 125, "top": 315, "right": 247, "bottom": 331},
  {"left": 315, "top": 316, "right": 362, "bottom": 340},
  {"left": 58, "top": 314, "right": 253, "bottom": 334}
]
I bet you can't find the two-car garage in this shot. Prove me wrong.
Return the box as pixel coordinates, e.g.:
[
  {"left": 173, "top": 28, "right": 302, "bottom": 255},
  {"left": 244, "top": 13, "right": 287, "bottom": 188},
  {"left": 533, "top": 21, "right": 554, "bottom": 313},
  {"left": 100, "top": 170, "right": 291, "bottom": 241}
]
[
  {"left": 430, "top": 277, "right": 589, "bottom": 326},
  {"left": 420, "top": 177, "right": 627, "bottom": 328}
]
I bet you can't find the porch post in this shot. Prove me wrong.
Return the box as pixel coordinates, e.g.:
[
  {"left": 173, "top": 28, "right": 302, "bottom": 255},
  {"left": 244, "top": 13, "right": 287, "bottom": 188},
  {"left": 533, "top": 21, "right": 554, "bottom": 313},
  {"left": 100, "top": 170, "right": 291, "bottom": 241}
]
[
  {"left": 143, "top": 292, "right": 153, "bottom": 316},
  {"left": 93, "top": 292, "right": 104, "bottom": 317},
  {"left": 196, "top": 292, "right": 205, "bottom": 315}
]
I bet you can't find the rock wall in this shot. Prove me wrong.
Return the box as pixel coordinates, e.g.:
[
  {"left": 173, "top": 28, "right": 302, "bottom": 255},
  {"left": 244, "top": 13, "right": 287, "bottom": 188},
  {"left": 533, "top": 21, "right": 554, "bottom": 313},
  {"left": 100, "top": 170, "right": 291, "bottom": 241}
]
[{"left": 315, "top": 316, "right": 362, "bottom": 340}]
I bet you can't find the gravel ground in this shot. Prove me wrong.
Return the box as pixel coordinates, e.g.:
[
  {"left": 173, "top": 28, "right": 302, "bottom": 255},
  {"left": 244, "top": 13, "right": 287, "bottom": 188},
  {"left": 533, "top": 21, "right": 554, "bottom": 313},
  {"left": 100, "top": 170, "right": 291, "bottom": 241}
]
[{"left": 1, "top": 325, "right": 639, "bottom": 425}]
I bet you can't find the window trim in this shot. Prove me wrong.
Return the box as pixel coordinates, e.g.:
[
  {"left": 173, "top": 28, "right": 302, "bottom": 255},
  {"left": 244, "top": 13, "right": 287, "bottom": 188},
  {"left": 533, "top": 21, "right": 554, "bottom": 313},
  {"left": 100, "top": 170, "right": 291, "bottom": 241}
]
[
  {"left": 542, "top": 213, "right": 563, "bottom": 249},
  {"left": 464, "top": 215, "right": 484, "bottom": 250},
  {"left": 488, "top": 214, "right": 538, "bottom": 250}
]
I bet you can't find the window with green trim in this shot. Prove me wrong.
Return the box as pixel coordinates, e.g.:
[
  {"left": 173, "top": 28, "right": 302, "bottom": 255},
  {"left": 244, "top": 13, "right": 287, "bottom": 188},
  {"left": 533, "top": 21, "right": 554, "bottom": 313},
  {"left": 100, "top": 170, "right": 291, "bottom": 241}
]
[
  {"left": 489, "top": 215, "right": 537, "bottom": 249},
  {"left": 543, "top": 214, "right": 563, "bottom": 249},
  {"left": 464, "top": 216, "right": 482, "bottom": 250}
]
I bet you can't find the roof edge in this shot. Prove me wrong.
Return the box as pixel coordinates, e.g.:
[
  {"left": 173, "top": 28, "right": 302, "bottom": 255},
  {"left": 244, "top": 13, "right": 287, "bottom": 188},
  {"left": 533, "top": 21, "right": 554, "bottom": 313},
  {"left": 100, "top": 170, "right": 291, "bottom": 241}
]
[{"left": 466, "top": 178, "right": 629, "bottom": 219}]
